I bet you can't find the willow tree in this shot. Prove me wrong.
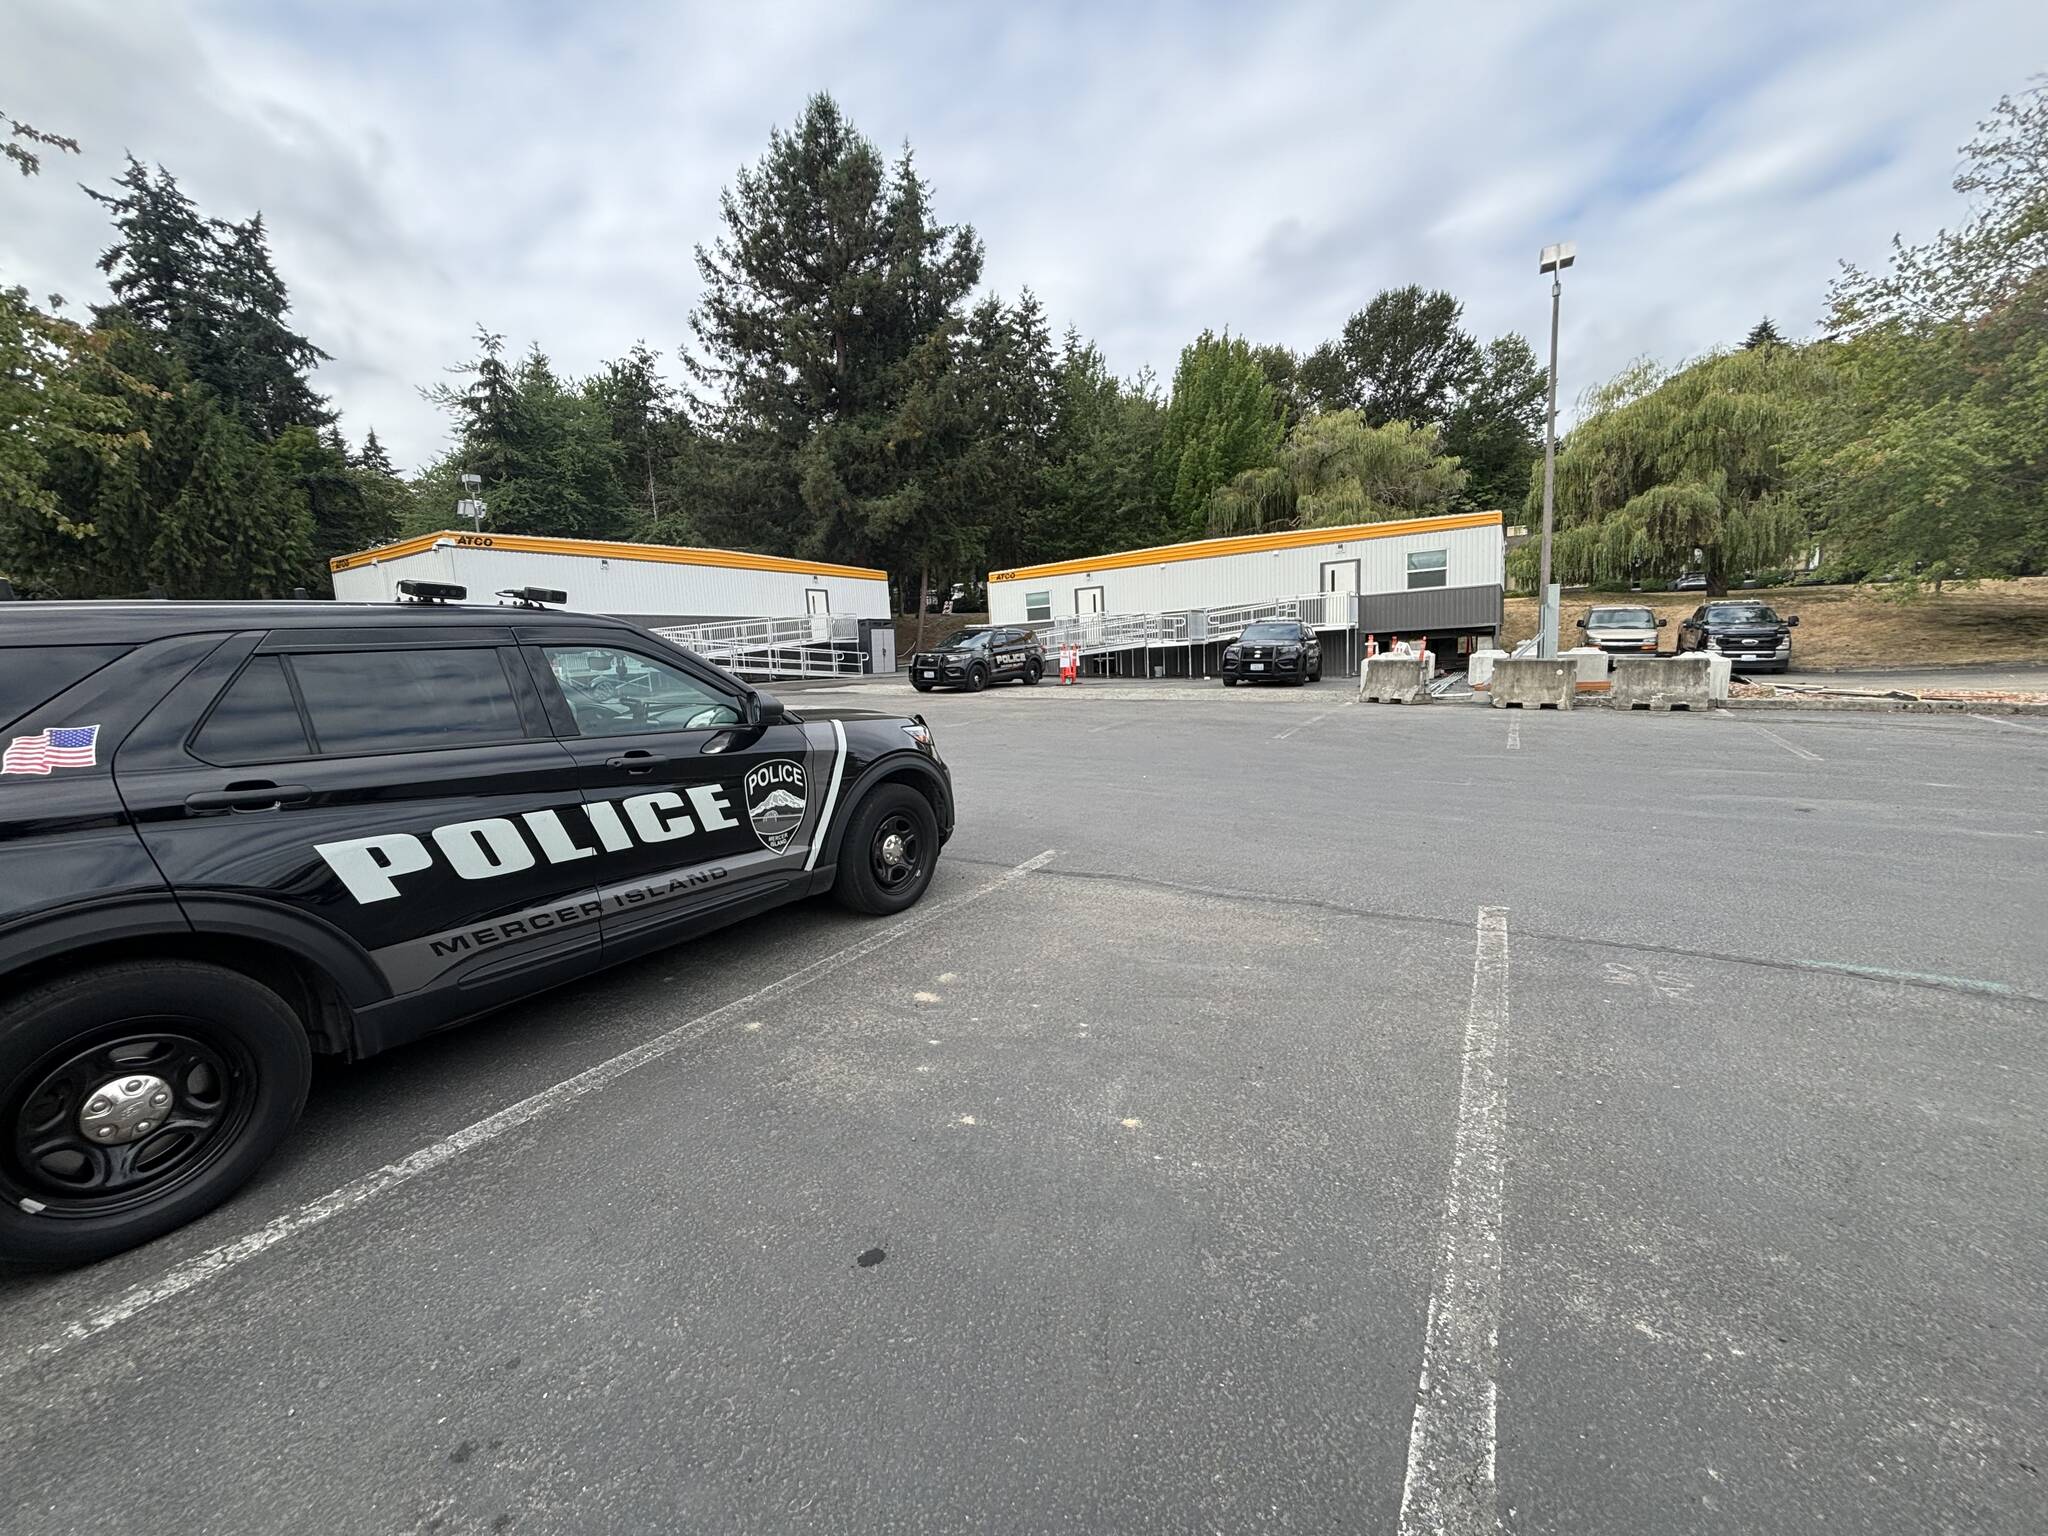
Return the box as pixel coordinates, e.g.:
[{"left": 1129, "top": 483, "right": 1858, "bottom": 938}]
[
  {"left": 1208, "top": 411, "right": 1466, "bottom": 535},
  {"left": 1531, "top": 346, "right": 1828, "bottom": 593}
]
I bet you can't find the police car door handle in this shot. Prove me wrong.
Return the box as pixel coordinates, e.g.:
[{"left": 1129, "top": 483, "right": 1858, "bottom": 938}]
[
  {"left": 605, "top": 750, "right": 669, "bottom": 774},
  {"left": 184, "top": 782, "right": 311, "bottom": 813}
]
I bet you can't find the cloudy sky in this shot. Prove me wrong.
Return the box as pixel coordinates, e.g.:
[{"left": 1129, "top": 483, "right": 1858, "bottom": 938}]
[{"left": 6, "top": 1, "right": 2045, "bottom": 472}]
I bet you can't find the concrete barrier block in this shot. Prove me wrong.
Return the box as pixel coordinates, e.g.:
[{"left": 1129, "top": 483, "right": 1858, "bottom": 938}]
[
  {"left": 1562, "top": 647, "right": 1612, "bottom": 689},
  {"left": 1360, "top": 654, "right": 1430, "bottom": 704},
  {"left": 1611, "top": 654, "right": 1716, "bottom": 711},
  {"left": 1488, "top": 657, "right": 1576, "bottom": 709},
  {"left": 1703, "top": 653, "right": 1732, "bottom": 699},
  {"left": 1467, "top": 649, "right": 1507, "bottom": 688}
]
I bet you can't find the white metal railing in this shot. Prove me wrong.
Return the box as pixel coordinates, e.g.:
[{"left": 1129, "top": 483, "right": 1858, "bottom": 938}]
[
  {"left": 1204, "top": 591, "right": 1350, "bottom": 637},
  {"left": 1027, "top": 608, "right": 1191, "bottom": 655},
  {"left": 656, "top": 613, "right": 858, "bottom": 655},
  {"left": 716, "top": 645, "right": 867, "bottom": 680},
  {"left": 1024, "top": 593, "right": 1352, "bottom": 656},
  {"left": 654, "top": 613, "right": 866, "bottom": 680}
]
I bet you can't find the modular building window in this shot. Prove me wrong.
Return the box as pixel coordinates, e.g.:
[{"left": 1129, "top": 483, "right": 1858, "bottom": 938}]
[
  {"left": 1407, "top": 549, "right": 1448, "bottom": 589},
  {"left": 1025, "top": 590, "right": 1052, "bottom": 621}
]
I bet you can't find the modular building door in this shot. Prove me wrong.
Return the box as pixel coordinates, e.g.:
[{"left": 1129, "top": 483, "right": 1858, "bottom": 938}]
[{"left": 1319, "top": 560, "right": 1360, "bottom": 627}]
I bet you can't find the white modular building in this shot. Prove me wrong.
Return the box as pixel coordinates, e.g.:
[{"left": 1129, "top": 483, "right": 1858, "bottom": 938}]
[
  {"left": 330, "top": 532, "right": 897, "bottom": 676},
  {"left": 331, "top": 531, "right": 891, "bottom": 624},
  {"left": 986, "top": 512, "right": 1505, "bottom": 674}
]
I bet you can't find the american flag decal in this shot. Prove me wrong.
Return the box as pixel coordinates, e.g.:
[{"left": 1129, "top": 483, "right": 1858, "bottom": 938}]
[{"left": 2, "top": 724, "right": 101, "bottom": 775}]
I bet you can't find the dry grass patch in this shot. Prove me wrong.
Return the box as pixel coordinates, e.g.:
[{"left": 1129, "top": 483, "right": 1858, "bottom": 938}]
[{"left": 1502, "top": 577, "right": 2048, "bottom": 670}]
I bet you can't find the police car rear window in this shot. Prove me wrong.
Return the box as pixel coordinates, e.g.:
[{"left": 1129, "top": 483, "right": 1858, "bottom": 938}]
[
  {"left": 0, "top": 645, "right": 132, "bottom": 730},
  {"left": 290, "top": 648, "right": 525, "bottom": 755},
  {"left": 193, "top": 656, "right": 311, "bottom": 762}
]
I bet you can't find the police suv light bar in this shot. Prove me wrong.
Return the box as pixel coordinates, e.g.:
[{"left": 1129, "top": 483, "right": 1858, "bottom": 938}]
[
  {"left": 497, "top": 587, "right": 568, "bottom": 609},
  {"left": 395, "top": 580, "right": 467, "bottom": 602}
]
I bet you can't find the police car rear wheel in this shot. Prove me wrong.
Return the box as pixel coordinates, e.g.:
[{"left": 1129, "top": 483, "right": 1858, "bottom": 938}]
[
  {"left": 832, "top": 785, "right": 939, "bottom": 915},
  {"left": 1022, "top": 660, "right": 1042, "bottom": 685},
  {"left": 0, "top": 961, "right": 311, "bottom": 1266}
]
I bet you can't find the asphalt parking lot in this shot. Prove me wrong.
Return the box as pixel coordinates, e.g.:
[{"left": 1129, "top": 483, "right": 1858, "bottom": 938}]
[{"left": 3, "top": 684, "right": 2044, "bottom": 1535}]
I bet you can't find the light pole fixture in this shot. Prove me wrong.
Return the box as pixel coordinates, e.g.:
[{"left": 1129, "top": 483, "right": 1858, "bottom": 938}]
[
  {"left": 1536, "top": 242, "right": 1575, "bottom": 657},
  {"left": 457, "top": 472, "right": 485, "bottom": 531}
]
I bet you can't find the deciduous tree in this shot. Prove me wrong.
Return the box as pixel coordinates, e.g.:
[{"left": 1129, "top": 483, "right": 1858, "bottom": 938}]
[{"left": 1156, "top": 330, "right": 1282, "bottom": 536}]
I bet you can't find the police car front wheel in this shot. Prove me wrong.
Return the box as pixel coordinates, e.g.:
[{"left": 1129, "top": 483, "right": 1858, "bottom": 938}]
[
  {"left": 0, "top": 960, "right": 311, "bottom": 1266},
  {"left": 833, "top": 785, "right": 940, "bottom": 915}
]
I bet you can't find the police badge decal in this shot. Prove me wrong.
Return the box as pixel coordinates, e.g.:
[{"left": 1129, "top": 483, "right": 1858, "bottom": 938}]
[{"left": 744, "top": 759, "right": 808, "bottom": 853}]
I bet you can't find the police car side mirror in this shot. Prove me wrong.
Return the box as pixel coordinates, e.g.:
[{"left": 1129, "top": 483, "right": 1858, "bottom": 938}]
[{"left": 748, "top": 692, "right": 787, "bottom": 727}]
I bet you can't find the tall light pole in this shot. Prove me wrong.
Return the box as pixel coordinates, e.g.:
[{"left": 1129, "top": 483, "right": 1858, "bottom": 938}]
[{"left": 1537, "top": 241, "right": 1575, "bottom": 658}]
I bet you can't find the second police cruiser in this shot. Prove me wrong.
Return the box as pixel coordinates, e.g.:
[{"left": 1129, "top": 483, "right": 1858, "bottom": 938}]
[{"left": 0, "top": 583, "right": 953, "bottom": 1264}]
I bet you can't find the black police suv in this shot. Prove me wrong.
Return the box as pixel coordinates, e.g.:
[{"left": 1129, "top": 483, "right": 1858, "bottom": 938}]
[
  {"left": 0, "top": 591, "right": 954, "bottom": 1264},
  {"left": 1676, "top": 601, "right": 1801, "bottom": 672},
  {"left": 909, "top": 627, "right": 1044, "bottom": 692},
  {"left": 1219, "top": 620, "right": 1323, "bottom": 686}
]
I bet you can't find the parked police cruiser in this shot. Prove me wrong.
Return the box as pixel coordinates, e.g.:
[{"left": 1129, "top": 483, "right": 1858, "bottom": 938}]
[
  {"left": 0, "top": 583, "right": 953, "bottom": 1264},
  {"left": 909, "top": 626, "right": 1045, "bottom": 692}
]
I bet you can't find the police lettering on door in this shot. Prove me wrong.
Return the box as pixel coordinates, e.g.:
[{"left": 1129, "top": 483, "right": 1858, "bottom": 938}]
[{"left": 316, "top": 783, "right": 754, "bottom": 905}]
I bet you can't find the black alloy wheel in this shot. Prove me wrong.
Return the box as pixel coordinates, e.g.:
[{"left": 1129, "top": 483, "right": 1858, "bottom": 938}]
[
  {"left": 9, "top": 1029, "right": 250, "bottom": 1214},
  {"left": 0, "top": 961, "right": 310, "bottom": 1265},
  {"left": 833, "top": 785, "right": 941, "bottom": 915},
  {"left": 1022, "top": 659, "right": 1043, "bottom": 685},
  {"left": 869, "top": 811, "right": 925, "bottom": 895},
  {"left": 967, "top": 664, "right": 990, "bottom": 693}
]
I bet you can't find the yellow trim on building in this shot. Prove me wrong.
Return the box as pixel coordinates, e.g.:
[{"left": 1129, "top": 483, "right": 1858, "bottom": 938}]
[
  {"left": 988, "top": 511, "right": 1505, "bottom": 583},
  {"left": 329, "top": 531, "right": 888, "bottom": 582}
]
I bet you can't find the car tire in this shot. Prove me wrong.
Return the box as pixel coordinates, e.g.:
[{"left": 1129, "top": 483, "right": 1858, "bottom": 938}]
[
  {"left": 1221, "top": 676, "right": 1238, "bottom": 687},
  {"left": 912, "top": 680, "right": 934, "bottom": 693},
  {"left": 1022, "top": 660, "right": 1043, "bottom": 685},
  {"left": 832, "top": 784, "right": 940, "bottom": 916},
  {"left": 0, "top": 960, "right": 312, "bottom": 1266},
  {"left": 966, "top": 664, "right": 990, "bottom": 693},
  {"left": 1310, "top": 664, "right": 1323, "bottom": 682}
]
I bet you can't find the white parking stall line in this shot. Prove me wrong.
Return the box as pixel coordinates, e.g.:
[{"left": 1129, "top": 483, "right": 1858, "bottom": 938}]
[
  {"left": 1744, "top": 722, "right": 1823, "bottom": 761},
  {"left": 1972, "top": 713, "right": 2048, "bottom": 734},
  {"left": 1275, "top": 703, "right": 1351, "bottom": 741},
  {"left": 17, "top": 849, "right": 1059, "bottom": 1373},
  {"left": 1505, "top": 718, "right": 1520, "bottom": 752},
  {"left": 1397, "top": 905, "right": 1510, "bottom": 1536}
]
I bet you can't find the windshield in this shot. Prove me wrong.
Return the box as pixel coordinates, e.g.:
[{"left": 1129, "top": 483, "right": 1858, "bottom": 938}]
[
  {"left": 1587, "top": 608, "right": 1654, "bottom": 627},
  {"left": 1240, "top": 623, "right": 1304, "bottom": 642},
  {"left": 934, "top": 629, "right": 989, "bottom": 650},
  {"left": 1708, "top": 605, "right": 1779, "bottom": 624}
]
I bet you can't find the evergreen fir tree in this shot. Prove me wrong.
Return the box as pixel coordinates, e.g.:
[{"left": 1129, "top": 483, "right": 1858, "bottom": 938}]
[{"left": 354, "top": 428, "right": 397, "bottom": 477}]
